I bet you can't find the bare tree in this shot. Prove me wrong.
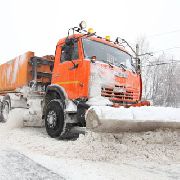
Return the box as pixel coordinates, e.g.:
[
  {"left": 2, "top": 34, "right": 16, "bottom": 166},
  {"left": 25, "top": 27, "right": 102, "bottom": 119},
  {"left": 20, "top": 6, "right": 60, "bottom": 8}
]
[{"left": 135, "top": 37, "right": 180, "bottom": 107}]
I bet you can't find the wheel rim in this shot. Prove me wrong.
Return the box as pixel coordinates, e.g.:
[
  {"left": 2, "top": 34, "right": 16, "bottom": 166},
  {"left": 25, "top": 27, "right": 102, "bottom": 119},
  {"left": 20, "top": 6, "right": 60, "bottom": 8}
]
[
  {"left": 47, "top": 110, "right": 57, "bottom": 128},
  {"left": 2, "top": 103, "right": 9, "bottom": 121}
]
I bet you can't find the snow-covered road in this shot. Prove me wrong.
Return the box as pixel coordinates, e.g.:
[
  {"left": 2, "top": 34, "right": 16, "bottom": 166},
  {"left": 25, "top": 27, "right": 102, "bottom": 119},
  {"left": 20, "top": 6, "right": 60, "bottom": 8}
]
[
  {"left": 0, "top": 109, "right": 180, "bottom": 179},
  {"left": 0, "top": 148, "right": 64, "bottom": 180},
  {"left": 1, "top": 146, "right": 180, "bottom": 180}
]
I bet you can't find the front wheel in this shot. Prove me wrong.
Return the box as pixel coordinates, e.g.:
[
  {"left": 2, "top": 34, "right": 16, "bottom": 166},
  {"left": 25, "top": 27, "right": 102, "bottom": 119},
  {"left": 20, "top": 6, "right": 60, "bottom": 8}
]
[{"left": 45, "top": 99, "right": 64, "bottom": 138}]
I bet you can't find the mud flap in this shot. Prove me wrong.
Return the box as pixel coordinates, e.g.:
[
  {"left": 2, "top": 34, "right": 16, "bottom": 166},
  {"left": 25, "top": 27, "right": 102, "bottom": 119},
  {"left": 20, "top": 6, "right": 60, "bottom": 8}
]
[
  {"left": 23, "top": 99, "right": 44, "bottom": 127},
  {"left": 23, "top": 110, "right": 44, "bottom": 127}
]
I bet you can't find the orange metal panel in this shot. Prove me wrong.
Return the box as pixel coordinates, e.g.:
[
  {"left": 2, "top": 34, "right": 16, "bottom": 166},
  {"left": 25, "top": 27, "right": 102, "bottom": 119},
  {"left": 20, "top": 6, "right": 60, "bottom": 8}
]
[
  {"left": 52, "top": 36, "right": 90, "bottom": 100},
  {"left": 0, "top": 51, "right": 34, "bottom": 93}
]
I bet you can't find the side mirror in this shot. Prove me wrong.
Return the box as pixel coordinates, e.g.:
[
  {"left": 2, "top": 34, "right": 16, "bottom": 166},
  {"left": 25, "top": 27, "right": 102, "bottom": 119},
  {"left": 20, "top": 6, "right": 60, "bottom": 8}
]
[
  {"left": 79, "top": 21, "right": 87, "bottom": 30},
  {"left": 90, "top": 56, "right": 96, "bottom": 63}
]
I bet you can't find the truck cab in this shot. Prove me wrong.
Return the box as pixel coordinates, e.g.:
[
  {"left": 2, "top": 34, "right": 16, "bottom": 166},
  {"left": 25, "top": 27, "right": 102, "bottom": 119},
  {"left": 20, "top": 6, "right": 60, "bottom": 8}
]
[{"left": 51, "top": 33, "right": 141, "bottom": 105}]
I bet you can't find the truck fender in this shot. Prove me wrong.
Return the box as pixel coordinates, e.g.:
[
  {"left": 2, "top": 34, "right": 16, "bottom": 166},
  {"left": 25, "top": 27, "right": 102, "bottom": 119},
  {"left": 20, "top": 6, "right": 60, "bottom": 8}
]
[
  {"left": 42, "top": 84, "right": 68, "bottom": 118},
  {"left": 45, "top": 84, "right": 68, "bottom": 102}
]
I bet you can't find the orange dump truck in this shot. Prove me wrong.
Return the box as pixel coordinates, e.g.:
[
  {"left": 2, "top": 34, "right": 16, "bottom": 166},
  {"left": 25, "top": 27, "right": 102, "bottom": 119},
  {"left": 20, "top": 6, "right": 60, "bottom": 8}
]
[{"left": 1, "top": 21, "right": 177, "bottom": 139}]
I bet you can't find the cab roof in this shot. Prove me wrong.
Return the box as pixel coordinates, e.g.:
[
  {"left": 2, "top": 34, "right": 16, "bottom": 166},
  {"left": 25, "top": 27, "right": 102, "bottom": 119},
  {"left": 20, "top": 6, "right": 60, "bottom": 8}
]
[{"left": 57, "top": 34, "right": 130, "bottom": 55}]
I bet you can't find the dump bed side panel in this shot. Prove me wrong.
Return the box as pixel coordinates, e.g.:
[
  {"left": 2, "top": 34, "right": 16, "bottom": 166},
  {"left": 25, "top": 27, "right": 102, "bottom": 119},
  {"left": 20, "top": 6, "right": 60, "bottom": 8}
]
[{"left": 0, "top": 52, "right": 34, "bottom": 93}]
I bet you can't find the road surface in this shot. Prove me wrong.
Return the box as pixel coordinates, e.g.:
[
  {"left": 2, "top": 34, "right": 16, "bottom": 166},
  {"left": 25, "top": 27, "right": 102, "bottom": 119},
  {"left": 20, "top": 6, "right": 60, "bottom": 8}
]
[{"left": 0, "top": 148, "right": 64, "bottom": 180}]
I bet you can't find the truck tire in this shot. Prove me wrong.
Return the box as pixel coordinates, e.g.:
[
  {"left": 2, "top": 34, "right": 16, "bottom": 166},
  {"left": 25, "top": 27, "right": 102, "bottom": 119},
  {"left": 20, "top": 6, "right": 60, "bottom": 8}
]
[
  {"left": 45, "top": 99, "right": 64, "bottom": 138},
  {"left": 0, "top": 101, "right": 3, "bottom": 122},
  {"left": 1, "top": 101, "right": 10, "bottom": 122}
]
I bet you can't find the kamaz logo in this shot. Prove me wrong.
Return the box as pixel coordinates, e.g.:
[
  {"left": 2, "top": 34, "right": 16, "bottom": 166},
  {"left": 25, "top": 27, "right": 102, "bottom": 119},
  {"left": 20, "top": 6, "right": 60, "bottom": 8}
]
[
  {"left": 114, "top": 72, "right": 128, "bottom": 78},
  {"left": 114, "top": 86, "right": 126, "bottom": 93}
]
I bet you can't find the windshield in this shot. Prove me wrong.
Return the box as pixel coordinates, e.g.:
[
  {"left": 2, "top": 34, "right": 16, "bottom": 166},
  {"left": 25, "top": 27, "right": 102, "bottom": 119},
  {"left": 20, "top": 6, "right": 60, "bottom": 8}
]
[{"left": 82, "top": 38, "right": 135, "bottom": 71}]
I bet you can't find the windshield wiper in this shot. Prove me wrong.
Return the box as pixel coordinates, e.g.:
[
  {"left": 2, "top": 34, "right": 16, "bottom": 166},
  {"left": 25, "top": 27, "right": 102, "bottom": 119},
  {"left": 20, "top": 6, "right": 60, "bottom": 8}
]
[
  {"left": 107, "top": 62, "right": 113, "bottom": 68},
  {"left": 118, "top": 63, "right": 127, "bottom": 70},
  {"left": 99, "top": 59, "right": 114, "bottom": 68}
]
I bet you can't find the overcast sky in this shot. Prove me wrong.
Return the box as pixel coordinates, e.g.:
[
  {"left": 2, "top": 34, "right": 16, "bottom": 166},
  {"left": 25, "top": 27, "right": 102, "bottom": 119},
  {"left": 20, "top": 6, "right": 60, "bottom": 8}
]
[{"left": 0, "top": 0, "right": 179, "bottom": 64}]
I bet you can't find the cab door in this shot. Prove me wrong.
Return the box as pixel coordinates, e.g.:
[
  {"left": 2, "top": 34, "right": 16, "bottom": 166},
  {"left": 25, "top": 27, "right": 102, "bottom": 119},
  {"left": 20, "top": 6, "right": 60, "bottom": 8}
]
[{"left": 52, "top": 38, "right": 85, "bottom": 99}]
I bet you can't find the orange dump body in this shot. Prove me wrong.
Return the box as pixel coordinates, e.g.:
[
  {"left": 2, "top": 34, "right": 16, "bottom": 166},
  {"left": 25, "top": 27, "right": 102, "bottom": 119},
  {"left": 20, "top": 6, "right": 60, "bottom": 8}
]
[
  {"left": 0, "top": 52, "right": 34, "bottom": 93},
  {"left": 0, "top": 52, "right": 54, "bottom": 94}
]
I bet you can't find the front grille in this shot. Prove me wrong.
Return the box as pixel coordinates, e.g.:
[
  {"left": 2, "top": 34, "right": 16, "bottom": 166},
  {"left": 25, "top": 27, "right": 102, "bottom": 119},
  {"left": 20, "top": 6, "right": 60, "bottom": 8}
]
[{"left": 101, "top": 85, "right": 139, "bottom": 103}]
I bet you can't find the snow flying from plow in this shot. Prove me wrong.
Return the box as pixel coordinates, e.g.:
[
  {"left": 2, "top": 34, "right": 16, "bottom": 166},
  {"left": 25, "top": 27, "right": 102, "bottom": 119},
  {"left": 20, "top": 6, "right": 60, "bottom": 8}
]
[{"left": 86, "top": 106, "right": 180, "bottom": 133}]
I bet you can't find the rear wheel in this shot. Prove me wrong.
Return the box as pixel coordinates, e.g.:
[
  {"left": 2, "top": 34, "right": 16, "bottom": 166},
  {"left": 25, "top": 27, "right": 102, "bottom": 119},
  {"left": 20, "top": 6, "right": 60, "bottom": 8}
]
[
  {"left": 1, "top": 101, "right": 10, "bottom": 122},
  {"left": 0, "top": 101, "right": 3, "bottom": 122},
  {"left": 45, "top": 99, "right": 64, "bottom": 138}
]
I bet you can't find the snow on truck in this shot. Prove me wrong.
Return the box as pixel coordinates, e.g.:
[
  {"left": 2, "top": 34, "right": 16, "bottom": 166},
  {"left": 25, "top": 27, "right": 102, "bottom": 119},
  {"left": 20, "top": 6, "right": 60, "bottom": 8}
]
[{"left": 0, "top": 21, "right": 180, "bottom": 138}]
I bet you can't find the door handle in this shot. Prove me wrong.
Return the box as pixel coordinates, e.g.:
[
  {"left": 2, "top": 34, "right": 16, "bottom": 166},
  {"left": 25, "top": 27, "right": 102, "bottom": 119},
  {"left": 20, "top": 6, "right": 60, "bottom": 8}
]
[{"left": 69, "top": 63, "right": 79, "bottom": 70}]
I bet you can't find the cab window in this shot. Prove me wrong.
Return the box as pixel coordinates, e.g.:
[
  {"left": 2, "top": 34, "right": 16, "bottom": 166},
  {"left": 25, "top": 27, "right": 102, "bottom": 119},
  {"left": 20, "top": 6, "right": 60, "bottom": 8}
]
[{"left": 60, "top": 41, "right": 79, "bottom": 63}]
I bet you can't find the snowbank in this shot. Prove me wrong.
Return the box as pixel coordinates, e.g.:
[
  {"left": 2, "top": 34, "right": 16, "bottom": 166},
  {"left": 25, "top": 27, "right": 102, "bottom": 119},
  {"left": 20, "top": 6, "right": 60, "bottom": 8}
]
[
  {"left": 0, "top": 106, "right": 179, "bottom": 165},
  {"left": 0, "top": 127, "right": 179, "bottom": 179}
]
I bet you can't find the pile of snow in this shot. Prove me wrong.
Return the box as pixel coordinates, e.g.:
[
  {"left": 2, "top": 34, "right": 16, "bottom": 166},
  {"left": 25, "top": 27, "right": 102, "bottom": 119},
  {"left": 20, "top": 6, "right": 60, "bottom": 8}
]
[
  {"left": 0, "top": 126, "right": 179, "bottom": 164},
  {"left": 0, "top": 106, "right": 179, "bottom": 165},
  {"left": 0, "top": 106, "right": 180, "bottom": 179}
]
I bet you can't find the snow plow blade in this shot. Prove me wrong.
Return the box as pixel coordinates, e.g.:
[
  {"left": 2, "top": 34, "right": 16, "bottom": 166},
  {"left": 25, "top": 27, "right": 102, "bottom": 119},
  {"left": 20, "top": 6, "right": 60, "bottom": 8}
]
[{"left": 85, "top": 106, "right": 180, "bottom": 133}]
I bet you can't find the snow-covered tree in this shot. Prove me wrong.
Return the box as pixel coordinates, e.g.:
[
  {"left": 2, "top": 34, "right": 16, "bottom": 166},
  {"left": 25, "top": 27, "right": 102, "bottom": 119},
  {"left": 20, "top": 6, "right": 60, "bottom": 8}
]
[{"left": 135, "top": 37, "right": 180, "bottom": 107}]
